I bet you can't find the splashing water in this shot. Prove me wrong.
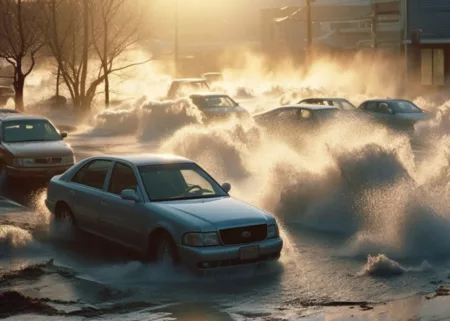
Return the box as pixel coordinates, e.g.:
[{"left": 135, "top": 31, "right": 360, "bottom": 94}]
[{"left": 0, "top": 225, "right": 33, "bottom": 249}]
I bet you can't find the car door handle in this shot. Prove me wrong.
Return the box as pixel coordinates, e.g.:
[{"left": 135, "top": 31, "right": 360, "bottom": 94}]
[
  {"left": 69, "top": 190, "right": 75, "bottom": 196},
  {"left": 101, "top": 200, "right": 107, "bottom": 206}
]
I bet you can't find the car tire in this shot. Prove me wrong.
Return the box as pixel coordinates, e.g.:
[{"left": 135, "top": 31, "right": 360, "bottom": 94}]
[
  {"left": 55, "top": 203, "right": 76, "bottom": 226},
  {"left": 0, "top": 162, "right": 9, "bottom": 185},
  {"left": 155, "top": 233, "right": 180, "bottom": 266}
]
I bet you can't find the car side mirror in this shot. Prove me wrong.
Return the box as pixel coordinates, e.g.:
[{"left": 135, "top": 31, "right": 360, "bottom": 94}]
[
  {"left": 121, "top": 189, "right": 139, "bottom": 202},
  {"left": 222, "top": 182, "right": 231, "bottom": 193},
  {"left": 61, "top": 131, "right": 68, "bottom": 138}
]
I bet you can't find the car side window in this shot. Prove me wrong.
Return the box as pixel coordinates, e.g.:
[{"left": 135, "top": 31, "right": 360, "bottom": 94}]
[
  {"left": 71, "top": 160, "right": 112, "bottom": 190},
  {"left": 108, "top": 162, "right": 138, "bottom": 195},
  {"left": 365, "top": 102, "right": 378, "bottom": 112},
  {"left": 277, "top": 109, "right": 297, "bottom": 120}
]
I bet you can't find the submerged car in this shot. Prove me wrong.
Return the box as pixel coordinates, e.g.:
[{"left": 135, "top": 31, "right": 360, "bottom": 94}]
[
  {"left": 357, "top": 99, "right": 431, "bottom": 131},
  {"left": 0, "top": 86, "right": 15, "bottom": 107},
  {"left": 166, "top": 78, "right": 210, "bottom": 100},
  {"left": 0, "top": 114, "right": 74, "bottom": 180},
  {"left": 46, "top": 154, "right": 283, "bottom": 271},
  {"left": 189, "top": 93, "right": 250, "bottom": 122},
  {"left": 254, "top": 104, "right": 339, "bottom": 131},
  {"left": 298, "top": 97, "right": 356, "bottom": 111}
]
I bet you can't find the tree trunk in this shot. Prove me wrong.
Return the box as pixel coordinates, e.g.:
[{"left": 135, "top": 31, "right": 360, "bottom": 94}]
[
  {"left": 14, "top": 73, "right": 25, "bottom": 112},
  {"left": 56, "top": 64, "right": 60, "bottom": 97},
  {"left": 104, "top": 65, "right": 109, "bottom": 108},
  {"left": 80, "top": 0, "right": 89, "bottom": 100}
]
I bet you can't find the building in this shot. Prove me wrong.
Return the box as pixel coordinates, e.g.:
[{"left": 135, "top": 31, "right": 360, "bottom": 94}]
[
  {"left": 261, "top": 0, "right": 402, "bottom": 58},
  {"left": 406, "top": 1, "right": 450, "bottom": 88}
]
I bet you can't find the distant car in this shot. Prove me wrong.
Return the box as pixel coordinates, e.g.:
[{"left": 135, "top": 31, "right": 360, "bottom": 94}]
[
  {"left": 0, "top": 86, "right": 15, "bottom": 106},
  {"left": 0, "top": 109, "right": 19, "bottom": 114},
  {"left": 34, "top": 95, "right": 68, "bottom": 109},
  {"left": 298, "top": 98, "right": 357, "bottom": 111},
  {"left": 202, "top": 72, "right": 224, "bottom": 86},
  {"left": 0, "top": 114, "right": 74, "bottom": 181},
  {"left": 254, "top": 104, "right": 339, "bottom": 133},
  {"left": 189, "top": 93, "right": 250, "bottom": 122},
  {"left": 166, "top": 78, "right": 210, "bottom": 100},
  {"left": 357, "top": 99, "right": 431, "bottom": 131},
  {"left": 45, "top": 154, "right": 283, "bottom": 271}
]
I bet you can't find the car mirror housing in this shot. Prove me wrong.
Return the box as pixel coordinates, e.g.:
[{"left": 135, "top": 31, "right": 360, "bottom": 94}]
[
  {"left": 121, "top": 189, "right": 139, "bottom": 202},
  {"left": 61, "top": 131, "right": 68, "bottom": 138},
  {"left": 222, "top": 182, "right": 231, "bottom": 193}
]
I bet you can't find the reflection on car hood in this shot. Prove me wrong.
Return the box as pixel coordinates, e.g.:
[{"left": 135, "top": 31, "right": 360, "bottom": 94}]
[
  {"left": 163, "top": 197, "right": 272, "bottom": 229},
  {"left": 393, "top": 112, "right": 431, "bottom": 121},
  {"left": 3, "top": 140, "right": 73, "bottom": 158},
  {"left": 203, "top": 106, "right": 248, "bottom": 114}
]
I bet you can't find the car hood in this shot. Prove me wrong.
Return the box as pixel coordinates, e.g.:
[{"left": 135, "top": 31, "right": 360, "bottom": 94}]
[
  {"left": 393, "top": 112, "right": 431, "bottom": 121},
  {"left": 203, "top": 106, "right": 248, "bottom": 115},
  {"left": 3, "top": 140, "right": 73, "bottom": 157},
  {"left": 160, "top": 197, "right": 273, "bottom": 230}
]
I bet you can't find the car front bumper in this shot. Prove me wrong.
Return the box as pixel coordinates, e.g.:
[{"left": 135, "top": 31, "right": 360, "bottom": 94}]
[
  {"left": 6, "top": 165, "right": 72, "bottom": 178},
  {"left": 178, "top": 237, "right": 283, "bottom": 272}
]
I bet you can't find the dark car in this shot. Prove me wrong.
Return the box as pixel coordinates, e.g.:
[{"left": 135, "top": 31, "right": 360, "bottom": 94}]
[
  {"left": 254, "top": 104, "right": 339, "bottom": 135},
  {"left": 166, "top": 78, "right": 210, "bottom": 100},
  {"left": 189, "top": 93, "right": 249, "bottom": 123},
  {"left": 298, "top": 98, "right": 357, "bottom": 111},
  {"left": 357, "top": 99, "right": 431, "bottom": 131}
]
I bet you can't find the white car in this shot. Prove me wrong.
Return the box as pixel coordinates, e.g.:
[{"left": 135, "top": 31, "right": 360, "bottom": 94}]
[{"left": 45, "top": 154, "right": 283, "bottom": 271}]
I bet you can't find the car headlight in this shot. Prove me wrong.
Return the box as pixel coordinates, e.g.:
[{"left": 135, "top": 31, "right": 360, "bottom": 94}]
[
  {"left": 13, "top": 158, "right": 34, "bottom": 166},
  {"left": 183, "top": 232, "right": 220, "bottom": 247},
  {"left": 61, "top": 155, "right": 75, "bottom": 165},
  {"left": 267, "top": 224, "right": 279, "bottom": 239}
]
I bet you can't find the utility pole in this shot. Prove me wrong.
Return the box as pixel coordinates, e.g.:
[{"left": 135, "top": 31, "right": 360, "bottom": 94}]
[
  {"left": 306, "top": 0, "right": 313, "bottom": 64},
  {"left": 174, "top": 0, "right": 179, "bottom": 78},
  {"left": 371, "top": 1, "right": 378, "bottom": 50}
]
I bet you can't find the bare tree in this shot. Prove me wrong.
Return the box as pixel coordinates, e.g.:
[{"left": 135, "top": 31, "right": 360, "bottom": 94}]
[
  {"left": 0, "top": 0, "right": 45, "bottom": 111},
  {"left": 44, "top": 0, "right": 151, "bottom": 112},
  {"left": 90, "top": 0, "right": 150, "bottom": 108}
]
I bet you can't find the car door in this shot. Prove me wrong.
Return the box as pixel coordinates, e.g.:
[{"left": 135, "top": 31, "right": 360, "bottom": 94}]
[
  {"left": 99, "top": 161, "right": 148, "bottom": 250},
  {"left": 68, "top": 159, "right": 113, "bottom": 233}
]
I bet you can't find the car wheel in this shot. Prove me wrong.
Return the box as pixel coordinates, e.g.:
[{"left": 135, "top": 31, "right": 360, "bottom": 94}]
[
  {"left": 0, "top": 162, "right": 9, "bottom": 185},
  {"left": 55, "top": 203, "right": 76, "bottom": 226},
  {"left": 155, "top": 233, "right": 180, "bottom": 266}
]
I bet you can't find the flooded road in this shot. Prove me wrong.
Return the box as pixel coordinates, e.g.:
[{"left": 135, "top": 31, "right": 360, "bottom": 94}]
[{"left": 2, "top": 86, "right": 450, "bottom": 320}]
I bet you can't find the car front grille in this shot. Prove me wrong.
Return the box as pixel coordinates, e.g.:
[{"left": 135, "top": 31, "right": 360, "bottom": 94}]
[
  {"left": 34, "top": 157, "right": 62, "bottom": 165},
  {"left": 219, "top": 224, "right": 267, "bottom": 245}
]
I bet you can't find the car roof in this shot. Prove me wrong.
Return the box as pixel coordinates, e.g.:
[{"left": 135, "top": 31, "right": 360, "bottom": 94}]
[
  {"left": 362, "top": 99, "right": 411, "bottom": 103},
  {"left": 172, "top": 78, "right": 207, "bottom": 83},
  {"left": 91, "top": 154, "right": 195, "bottom": 166},
  {"left": 283, "top": 104, "right": 339, "bottom": 110},
  {"left": 0, "top": 113, "right": 47, "bottom": 121},
  {"left": 189, "top": 92, "right": 229, "bottom": 98},
  {"left": 300, "top": 97, "right": 349, "bottom": 101},
  {"left": 254, "top": 104, "right": 338, "bottom": 117}
]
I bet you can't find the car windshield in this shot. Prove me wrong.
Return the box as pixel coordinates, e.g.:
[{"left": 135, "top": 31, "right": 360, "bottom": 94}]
[
  {"left": 202, "top": 96, "right": 238, "bottom": 108},
  {"left": 334, "top": 100, "right": 356, "bottom": 111},
  {"left": 139, "top": 163, "right": 228, "bottom": 202},
  {"left": 2, "top": 119, "right": 62, "bottom": 143},
  {"left": 391, "top": 101, "right": 422, "bottom": 113}
]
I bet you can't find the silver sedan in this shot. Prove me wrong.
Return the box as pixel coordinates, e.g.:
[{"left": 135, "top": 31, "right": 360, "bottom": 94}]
[{"left": 45, "top": 154, "right": 283, "bottom": 271}]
